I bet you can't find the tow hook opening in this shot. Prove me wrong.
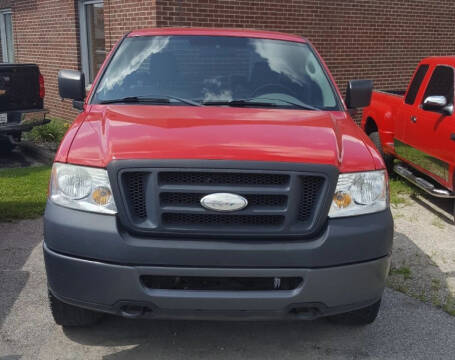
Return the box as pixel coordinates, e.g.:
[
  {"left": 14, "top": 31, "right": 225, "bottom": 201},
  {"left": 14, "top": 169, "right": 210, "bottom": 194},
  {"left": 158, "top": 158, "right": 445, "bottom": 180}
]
[
  {"left": 289, "top": 305, "right": 322, "bottom": 319},
  {"left": 119, "top": 304, "right": 153, "bottom": 319}
]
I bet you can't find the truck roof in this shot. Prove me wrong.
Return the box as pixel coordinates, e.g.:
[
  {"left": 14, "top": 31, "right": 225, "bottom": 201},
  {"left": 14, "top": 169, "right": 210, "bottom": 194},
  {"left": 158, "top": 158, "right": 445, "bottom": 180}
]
[
  {"left": 421, "top": 56, "right": 455, "bottom": 66},
  {"left": 128, "top": 27, "right": 307, "bottom": 43}
]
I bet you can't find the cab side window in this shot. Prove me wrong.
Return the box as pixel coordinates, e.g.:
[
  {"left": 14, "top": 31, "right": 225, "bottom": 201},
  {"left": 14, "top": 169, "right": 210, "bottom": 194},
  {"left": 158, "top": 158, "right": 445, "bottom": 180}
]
[
  {"left": 405, "top": 64, "right": 428, "bottom": 105},
  {"left": 422, "top": 66, "right": 454, "bottom": 105}
]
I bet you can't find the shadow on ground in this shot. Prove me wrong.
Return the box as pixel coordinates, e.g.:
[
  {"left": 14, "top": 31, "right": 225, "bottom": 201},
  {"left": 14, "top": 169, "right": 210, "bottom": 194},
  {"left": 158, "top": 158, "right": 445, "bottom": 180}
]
[
  {"left": 389, "top": 230, "right": 455, "bottom": 315},
  {"left": 0, "top": 220, "right": 42, "bottom": 328},
  {"left": 410, "top": 193, "right": 454, "bottom": 225}
]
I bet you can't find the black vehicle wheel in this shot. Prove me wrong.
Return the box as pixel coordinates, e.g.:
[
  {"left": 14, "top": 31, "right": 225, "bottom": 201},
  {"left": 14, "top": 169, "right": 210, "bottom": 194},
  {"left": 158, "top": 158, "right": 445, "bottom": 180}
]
[
  {"left": 369, "top": 132, "right": 394, "bottom": 174},
  {"left": 328, "top": 299, "right": 381, "bottom": 325},
  {"left": 0, "top": 135, "right": 16, "bottom": 153},
  {"left": 48, "top": 290, "right": 103, "bottom": 327}
]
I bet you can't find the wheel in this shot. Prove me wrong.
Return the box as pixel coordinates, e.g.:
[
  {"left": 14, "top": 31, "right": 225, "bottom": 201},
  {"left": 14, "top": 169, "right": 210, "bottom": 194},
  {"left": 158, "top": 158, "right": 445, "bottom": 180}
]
[
  {"left": 48, "top": 290, "right": 103, "bottom": 327},
  {"left": 328, "top": 299, "right": 381, "bottom": 325},
  {"left": 0, "top": 135, "right": 16, "bottom": 153},
  {"left": 368, "top": 131, "right": 394, "bottom": 174}
]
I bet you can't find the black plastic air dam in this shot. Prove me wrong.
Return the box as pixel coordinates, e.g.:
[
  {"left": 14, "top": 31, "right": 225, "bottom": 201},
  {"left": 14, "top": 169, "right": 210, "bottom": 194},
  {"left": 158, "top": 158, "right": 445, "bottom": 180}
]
[
  {"left": 140, "top": 275, "right": 303, "bottom": 291},
  {"left": 44, "top": 244, "right": 390, "bottom": 319}
]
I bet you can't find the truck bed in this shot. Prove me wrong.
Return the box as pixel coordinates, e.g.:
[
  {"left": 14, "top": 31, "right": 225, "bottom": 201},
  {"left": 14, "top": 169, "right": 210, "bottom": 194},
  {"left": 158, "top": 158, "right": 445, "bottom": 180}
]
[{"left": 375, "top": 89, "right": 406, "bottom": 97}]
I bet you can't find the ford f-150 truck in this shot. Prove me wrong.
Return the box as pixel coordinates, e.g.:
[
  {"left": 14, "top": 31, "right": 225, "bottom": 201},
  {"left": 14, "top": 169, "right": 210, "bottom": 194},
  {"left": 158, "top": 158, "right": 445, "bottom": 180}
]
[
  {"left": 44, "top": 28, "right": 393, "bottom": 327},
  {"left": 0, "top": 63, "right": 48, "bottom": 152},
  {"left": 362, "top": 57, "right": 455, "bottom": 220}
]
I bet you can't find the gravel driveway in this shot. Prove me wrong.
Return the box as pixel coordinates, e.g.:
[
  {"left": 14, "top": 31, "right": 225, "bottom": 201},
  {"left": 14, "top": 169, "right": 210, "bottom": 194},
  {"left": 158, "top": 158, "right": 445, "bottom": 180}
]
[{"left": 1, "top": 200, "right": 454, "bottom": 359}]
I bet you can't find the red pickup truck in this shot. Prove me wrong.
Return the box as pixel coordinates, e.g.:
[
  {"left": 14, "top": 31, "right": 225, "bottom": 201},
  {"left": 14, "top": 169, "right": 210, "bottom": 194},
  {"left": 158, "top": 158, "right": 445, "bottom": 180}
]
[
  {"left": 44, "top": 28, "right": 393, "bottom": 327},
  {"left": 362, "top": 57, "right": 455, "bottom": 220}
]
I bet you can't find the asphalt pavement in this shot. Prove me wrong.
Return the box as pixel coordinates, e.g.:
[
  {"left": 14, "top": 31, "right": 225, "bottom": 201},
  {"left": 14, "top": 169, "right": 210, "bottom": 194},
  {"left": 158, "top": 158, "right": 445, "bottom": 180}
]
[{"left": 1, "top": 218, "right": 455, "bottom": 360}]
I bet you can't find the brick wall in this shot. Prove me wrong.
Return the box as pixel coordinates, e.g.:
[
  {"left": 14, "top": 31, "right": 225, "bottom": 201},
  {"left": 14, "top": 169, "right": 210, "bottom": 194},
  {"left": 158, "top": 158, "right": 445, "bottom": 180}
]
[
  {"left": 104, "top": 0, "right": 157, "bottom": 50},
  {"left": 3, "top": 0, "right": 455, "bottom": 121}
]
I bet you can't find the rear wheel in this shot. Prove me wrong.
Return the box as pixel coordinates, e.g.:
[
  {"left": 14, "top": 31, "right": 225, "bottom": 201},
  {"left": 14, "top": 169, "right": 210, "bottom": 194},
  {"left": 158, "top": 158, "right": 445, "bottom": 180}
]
[
  {"left": 0, "top": 135, "right": 16, "bottom": 153},
  {"left": 328, "top": 299, "right": 381, "bottom": 325},
  {"left": 48, "top": 290, "right": 103, "bottom": 327},
  {"left": 369, "top": 132, "right": 394, "bottom": 174}
]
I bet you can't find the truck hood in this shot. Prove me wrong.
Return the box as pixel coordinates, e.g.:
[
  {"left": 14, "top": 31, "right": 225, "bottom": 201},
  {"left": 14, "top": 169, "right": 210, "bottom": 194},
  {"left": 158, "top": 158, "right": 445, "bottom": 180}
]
[{"left": 65, "top": 105, "right": 380, "bottom": 172}]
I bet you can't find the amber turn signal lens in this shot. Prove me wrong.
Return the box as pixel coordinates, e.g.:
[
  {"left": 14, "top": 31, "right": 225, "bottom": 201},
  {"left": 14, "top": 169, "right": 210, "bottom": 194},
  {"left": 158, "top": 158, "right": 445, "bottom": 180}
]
[
  {"left": 92, "top": 186, "right": 112, "bottom": 206},
  {"left": 333, "top": 191, "right": 351, "bottom": 208}
]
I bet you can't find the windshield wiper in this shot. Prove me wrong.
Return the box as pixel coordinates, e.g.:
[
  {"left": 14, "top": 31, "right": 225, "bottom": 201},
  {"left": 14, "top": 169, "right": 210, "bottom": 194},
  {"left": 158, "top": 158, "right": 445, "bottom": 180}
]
[
  {"left": 201, "top": 98, "right": 320, "bottom": 110},
  {"left": 202, "top": 99, "right": 279, "bottom": 107},
  {"left": 257, "top": 97, "right": 321, "bottom": 111},
  {"left": 99, "top": 95, "right": 202, "bottom": 106}
]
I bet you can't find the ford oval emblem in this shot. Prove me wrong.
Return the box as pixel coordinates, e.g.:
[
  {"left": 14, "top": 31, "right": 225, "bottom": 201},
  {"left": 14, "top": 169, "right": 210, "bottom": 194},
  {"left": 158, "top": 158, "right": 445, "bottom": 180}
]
[{"left": 200, "top": 193, "right": 248, "bottom": 212}]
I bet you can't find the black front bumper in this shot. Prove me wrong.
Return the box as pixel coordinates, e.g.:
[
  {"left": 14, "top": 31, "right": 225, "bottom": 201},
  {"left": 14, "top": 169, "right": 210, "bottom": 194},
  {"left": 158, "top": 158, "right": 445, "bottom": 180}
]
[
  {"left": 45, "top": 244, "right": 390, "bottom": 320},
  {"left": 44, "top": 201, "right": 393, "bottom": 268}
]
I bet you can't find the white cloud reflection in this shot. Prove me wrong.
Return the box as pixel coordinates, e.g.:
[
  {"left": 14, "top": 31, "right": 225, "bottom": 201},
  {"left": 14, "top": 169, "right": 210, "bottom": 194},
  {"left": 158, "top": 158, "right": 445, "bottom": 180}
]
[
  {"left": 252, "top": 39, "right": 306, "bottom": 86},
  {"left": 96, "top": 36, "right": 170, "bottom": 94}
]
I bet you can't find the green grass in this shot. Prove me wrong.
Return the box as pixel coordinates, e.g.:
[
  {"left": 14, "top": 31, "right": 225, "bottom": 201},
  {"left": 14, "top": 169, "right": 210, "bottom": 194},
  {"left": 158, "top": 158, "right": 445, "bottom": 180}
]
[
  {"left": 389, "top": 177, "right": 422, "bottom": 206},
  {"left": 443, "top": 296, "right": 455, "bottom": 316},
  {"left": 23, "top": 117, "right": 69, "bottom": 144},
  {"left": 390, "top": 266, "right": 412, "bottom": 280},
  {"left": 0, "top": 166, "right": 51, "bottom": 221}
]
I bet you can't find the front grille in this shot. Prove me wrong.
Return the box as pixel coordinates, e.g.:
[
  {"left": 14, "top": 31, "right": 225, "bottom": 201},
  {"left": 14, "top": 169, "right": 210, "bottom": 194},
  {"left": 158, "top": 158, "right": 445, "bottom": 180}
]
[
  {"left": 117, "top": 165, "right": 331, "bottom": 237},
  {"left": 159, "top": 172, "right": 289, "bottom": 186},
  {"left": 160, "top": 192, "right": 287, "bottom": 208},
  {"left": 141, "top": 275, "right": 302, "bottom": 291},
  {"left": 123, "top": 172, "right": 147, "bottom": 219},
  {"left": 298, "top": 176, "right": 325, "bottom": 222},
  {"left": 162, "top": 213, "right": 284, "bottom": 226}
]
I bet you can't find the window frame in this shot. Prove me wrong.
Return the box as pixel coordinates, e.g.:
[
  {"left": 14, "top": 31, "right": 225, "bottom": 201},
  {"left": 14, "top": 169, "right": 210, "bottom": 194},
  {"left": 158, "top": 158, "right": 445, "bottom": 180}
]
[
  {"left": 421, "top": 65, "right": 455, "bottom": 107},
  {"left": 404, "top": 64, "right": 429, "bottom": 105},
  {"left": 0, "top": 8, "right": 14, "bottom": 63},
  {"left": 78, "top": 0, "right": 104, "bottom": 86}
]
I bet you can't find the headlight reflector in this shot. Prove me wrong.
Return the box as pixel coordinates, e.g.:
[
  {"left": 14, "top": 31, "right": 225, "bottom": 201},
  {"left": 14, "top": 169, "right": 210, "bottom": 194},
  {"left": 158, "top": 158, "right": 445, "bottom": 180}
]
[
  {"left": 329, "top": 170, "right": 388, "bottom": 218},
  {"left": 50, "top": 163, "right": 117, "bottom": 214}
]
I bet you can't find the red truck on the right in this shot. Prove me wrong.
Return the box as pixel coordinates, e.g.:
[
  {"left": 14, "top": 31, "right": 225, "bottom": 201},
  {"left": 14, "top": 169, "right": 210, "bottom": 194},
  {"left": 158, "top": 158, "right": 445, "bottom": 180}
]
[{"left": 362, "top": 57, "right": 455, "bottom": 220}]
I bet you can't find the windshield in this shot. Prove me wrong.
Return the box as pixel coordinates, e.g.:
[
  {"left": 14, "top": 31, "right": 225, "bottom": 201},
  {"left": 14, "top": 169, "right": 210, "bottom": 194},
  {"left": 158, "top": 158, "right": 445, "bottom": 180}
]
[{"left": 92, "top": 35, "right": 340, "bottom": 110}]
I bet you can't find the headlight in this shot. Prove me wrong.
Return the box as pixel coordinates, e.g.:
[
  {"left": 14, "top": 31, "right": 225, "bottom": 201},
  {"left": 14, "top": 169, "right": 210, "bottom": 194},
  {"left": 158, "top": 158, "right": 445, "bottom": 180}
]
[
  {"left": 50, "top": 163, "right": 117, "bottom": 214},
  {"left": 328, "top": 170, "right": 388, "bottom": 218}
]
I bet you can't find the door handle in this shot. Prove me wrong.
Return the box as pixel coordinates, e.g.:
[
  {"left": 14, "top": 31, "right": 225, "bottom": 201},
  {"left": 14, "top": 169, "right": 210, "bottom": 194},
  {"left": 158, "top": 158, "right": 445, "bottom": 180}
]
[
  {"left": 410, "top": 115, "right": 417, "bottom": 123},
  {"left": 451, "top": 133, "right": 455, "bottom": 141}
]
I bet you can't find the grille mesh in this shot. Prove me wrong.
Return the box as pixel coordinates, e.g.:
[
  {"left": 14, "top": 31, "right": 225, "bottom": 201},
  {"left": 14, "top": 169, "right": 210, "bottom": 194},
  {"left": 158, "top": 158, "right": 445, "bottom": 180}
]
[
  {"left": 159, "top": 172, "right": 289, "bottom": 186},
  {"left": 160, "top": 192, "right": 287, "bottom": 207},
  {"left": 123, "top": 172, "right": 147, "bottom": 219},
  {"left": 297, "top": 176, "right": 325, "bottom": 222},
  {"left": 162, "top": 213, "right": 284, "bottom": 226}
]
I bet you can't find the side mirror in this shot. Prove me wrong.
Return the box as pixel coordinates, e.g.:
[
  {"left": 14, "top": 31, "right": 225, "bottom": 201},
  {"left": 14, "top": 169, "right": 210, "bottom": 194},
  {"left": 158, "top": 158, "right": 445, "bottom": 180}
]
[
  {"left": 422, "top": 95, "right": 453, "bottom": 115},
  {"left": 345, "top": 80, "right": 373, "bottom": 109},
  {"left": 58, "top": 69, "right": 85, "bottom": 104}
]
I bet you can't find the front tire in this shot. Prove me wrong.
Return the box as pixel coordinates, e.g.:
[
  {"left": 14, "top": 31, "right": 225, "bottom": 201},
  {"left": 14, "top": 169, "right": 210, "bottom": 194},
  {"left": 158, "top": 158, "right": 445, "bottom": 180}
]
[
  {"left": 328, "top": 299, "right": 381, "bottom": 325},
  {"left": 369, "top": 132, "right": 394, "bottom": 174},
  {"left": 48, "top": 290, "right": 103, "bottom": 327}
]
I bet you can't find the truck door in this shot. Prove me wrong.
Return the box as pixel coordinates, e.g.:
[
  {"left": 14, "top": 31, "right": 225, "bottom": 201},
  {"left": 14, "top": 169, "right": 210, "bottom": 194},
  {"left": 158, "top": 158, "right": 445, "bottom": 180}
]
[
  {"left": 400, "top": 65, "right": 454, "bottom": 187},
  {"left": 394, "top": 64, "right": 429, "bottom": 144}
]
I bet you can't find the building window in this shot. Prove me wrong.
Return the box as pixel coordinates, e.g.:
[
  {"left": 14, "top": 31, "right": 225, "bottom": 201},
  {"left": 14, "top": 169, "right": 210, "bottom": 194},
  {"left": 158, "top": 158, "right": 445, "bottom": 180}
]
[
  {"left": 79, "top": 0, "right": 105, "bottom": 84},
  {"left": 0, "top": 9, "right": 14, "bottom": 63}
]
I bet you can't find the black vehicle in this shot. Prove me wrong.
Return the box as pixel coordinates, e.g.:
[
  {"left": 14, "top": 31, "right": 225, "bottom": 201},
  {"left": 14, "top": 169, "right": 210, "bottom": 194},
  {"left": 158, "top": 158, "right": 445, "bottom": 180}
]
[{"left": 0, "top": 63, "right": 48, "bottom": 152}]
